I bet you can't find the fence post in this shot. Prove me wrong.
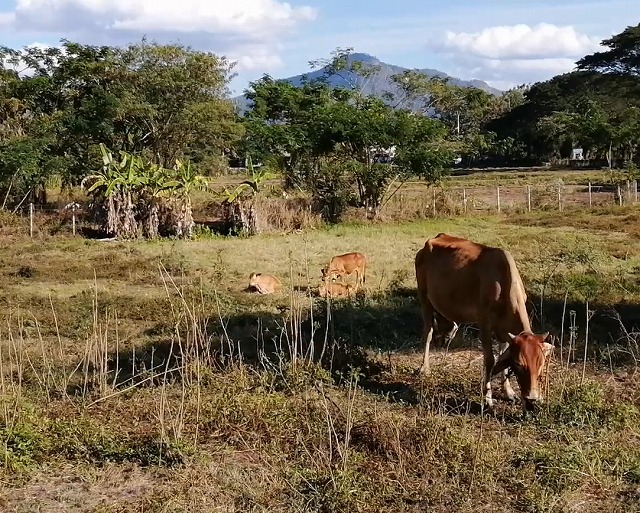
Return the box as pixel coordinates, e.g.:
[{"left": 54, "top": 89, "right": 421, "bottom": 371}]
[
  {"left": 29, "top": 202, "right": 34, "bottom": 238},
  {"left": 588, "top": 182, "right": 592, "bottom": 208},
  {"left": 618, "top": 184, "right": 623, "bottom": 206},
  {"left": 635, "top": 180, "right": 638, "bottom": 203},
  {"left": 72, "top": 203, "right": 76, "bottom": 236},
  {"left": 527, "top": 184, "right": 531, "bottom": 212},
  {"left": 462, "top": 188, "right": 467, "bottom": 213},
  {"left": 558, "top": 186, "right": 562, "bottom": 211},
  {"left": 496, "top": 186, "right": 501, "bottom": 213},
  {"left": 432, "top": 188, "right": 436, "bottom": 217}
]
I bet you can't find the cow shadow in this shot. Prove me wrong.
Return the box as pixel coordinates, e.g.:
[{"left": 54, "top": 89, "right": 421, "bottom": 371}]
[{"left": 69, "top": 286, "right": 640, "bottom": 414}]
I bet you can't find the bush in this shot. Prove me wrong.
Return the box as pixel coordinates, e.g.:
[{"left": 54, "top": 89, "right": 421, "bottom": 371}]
[{"left": 308, "top": 163, "right": 354, "bottom": 223}]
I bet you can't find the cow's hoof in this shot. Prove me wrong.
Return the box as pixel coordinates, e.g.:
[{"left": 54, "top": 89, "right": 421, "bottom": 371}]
[
  {"left": 480, "top": 403, "right": 493, "bottom": 416},
  {"left": 481, "top": 398, "right": 494, "bottom": 413}
]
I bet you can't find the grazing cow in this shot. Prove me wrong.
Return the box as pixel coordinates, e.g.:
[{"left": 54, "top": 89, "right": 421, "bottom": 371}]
[
  {"left": 318, "top": 280, "right": 355, "bottom": 299},
  {"left": 415, "top": 233, "right": 554, "bottom": 411},
  {"left": 248, "top": 273, "right": 282, "bottom": 294},
  {"left": 321, "top": 252, "right": 367, "bottom": 290}
]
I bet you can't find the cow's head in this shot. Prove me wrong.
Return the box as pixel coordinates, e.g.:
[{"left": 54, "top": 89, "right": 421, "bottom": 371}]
[
  {"left": 320, "top": 266, "right": 339, "bottom": 282},
  {"left": 494, "top": 331, "right": 554, "bottom": 411}
]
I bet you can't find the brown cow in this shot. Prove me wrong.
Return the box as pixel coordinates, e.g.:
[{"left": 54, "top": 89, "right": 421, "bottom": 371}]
[
  {"left": 321, "top": 252, "right": 367, "bottom": 290},
  {"left": 248, "top": 273, "right": 282, "bottom": 294},
  {"left": 318, "top": 280, "right": 355, "bottom": 299},
  {"left": 415, "top": 233, "right": 554, "bottom": 411}
]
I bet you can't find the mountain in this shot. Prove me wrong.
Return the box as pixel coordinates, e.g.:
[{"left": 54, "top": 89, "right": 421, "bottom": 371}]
[{"left": 232, "top": 52, "right": 502, "bottom": 114}]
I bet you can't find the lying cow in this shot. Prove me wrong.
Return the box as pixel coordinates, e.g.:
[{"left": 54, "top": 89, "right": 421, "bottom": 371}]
[
  {"left": 414, "top": 233, "right": 554, "bottom": 411},
  {"left": 318, "top": 280, "right": 355, "bottom": 299},
  {"left": 248, "top": 273, "right": 282, "bottom": 294},
  {"left": 321, "top": 252, "right": 367, "bottom": 290}
]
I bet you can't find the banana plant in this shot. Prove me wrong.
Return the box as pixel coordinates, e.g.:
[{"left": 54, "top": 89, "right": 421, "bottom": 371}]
[
  {"left": 170, "top": 158, "right": 208, "bottom": 196},
  {"left": 221, "top": 155, "right": 267, "bottom": 203},
  {"left": 83, "top": 144, "right": 205, "bottom": 239}
]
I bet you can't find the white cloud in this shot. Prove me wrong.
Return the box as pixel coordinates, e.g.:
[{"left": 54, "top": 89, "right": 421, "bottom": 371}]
[
  {"left": 442, "top": 23, "right": 603, "bottom": 60},
  {"left": 229, "top": 44, "right": 285, "bottom": 72},
  {"left": 431, "top": 23, "right": 606, "bottom": 91},
  {"left": 484, "top": 57, "right": 576, "bottom": 73},
  {"left": 0, "top": 0, "right": 316, "bottom": 74},
  {"left": 0, "top": 12, "right": 15, "bottom": 25}
]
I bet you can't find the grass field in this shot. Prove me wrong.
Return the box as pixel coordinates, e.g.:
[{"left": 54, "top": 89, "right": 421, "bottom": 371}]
[{"left": 2, "top": 188, "right": 640, "bottom": 511}]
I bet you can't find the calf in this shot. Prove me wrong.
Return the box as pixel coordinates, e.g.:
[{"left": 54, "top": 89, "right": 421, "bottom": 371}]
[
  {"left": 321, "top": 252, "right": 367, "bottom": 290},
  {"left": 248, "top": 273, "right": 282, "bottom": 294},
  {"left": 318, "top": 280, "right": 355, "bottom": 299}
]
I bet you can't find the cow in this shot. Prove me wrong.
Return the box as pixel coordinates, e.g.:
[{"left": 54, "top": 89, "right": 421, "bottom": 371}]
[
  {"left": 321, "top": 252, "right": 367, "bottom": 290},
  {"left": 414, "top": 233, "right": 554, "bottom": 411},
  {"left": 248, "top": 273, "right": 282, "bottom": 294},
  {"left": 318, "top": 280, "right": 355, "bottom": 299}
]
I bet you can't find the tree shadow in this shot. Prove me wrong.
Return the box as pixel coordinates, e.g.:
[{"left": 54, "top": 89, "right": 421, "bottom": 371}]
[
  {"left": 194, "top": 219, "right": 234, "bottom": 236},
  {"left": 527, "top": 293, "right": 640, "bottom": 368}
]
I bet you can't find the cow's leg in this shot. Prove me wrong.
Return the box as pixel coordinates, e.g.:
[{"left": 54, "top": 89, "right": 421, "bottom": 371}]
[
  {"left": 480, "top": 326, "right": 496, "bottom": 409},
  {"left": 443, "top": 321, "right": 459, "bottom": 345},
  {"left": 418, "top": 298, "right": 435, "bottom": 375},
  {"left": 496, "top": 333, "right": 516, "bottom": 402}
]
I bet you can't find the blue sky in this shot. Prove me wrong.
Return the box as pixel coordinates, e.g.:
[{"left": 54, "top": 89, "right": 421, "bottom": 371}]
[{"left": 0, "top": 0, "right": 637, "bottom": 95}]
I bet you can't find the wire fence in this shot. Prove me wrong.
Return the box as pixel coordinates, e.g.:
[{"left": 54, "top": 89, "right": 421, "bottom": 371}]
[
  {"left": 9, "top": 179, "right": 640, "bottom": 238},
  {"left": 389, "top": 179, "right": 639, "bottom": 218}
]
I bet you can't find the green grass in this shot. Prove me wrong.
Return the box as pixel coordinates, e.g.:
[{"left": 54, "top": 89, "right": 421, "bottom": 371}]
[{"left": 2, "top": 208, "right": 640, "bottom": 512}]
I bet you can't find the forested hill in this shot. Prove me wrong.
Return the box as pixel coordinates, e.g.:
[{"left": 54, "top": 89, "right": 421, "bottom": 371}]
[{"left": 233, "top": 53, "right": 501, "bottom": 114}]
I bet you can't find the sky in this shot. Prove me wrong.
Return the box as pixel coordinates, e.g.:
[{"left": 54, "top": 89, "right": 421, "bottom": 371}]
[{"left": 0, "top": 0, "right": 638, "bottom": 96}]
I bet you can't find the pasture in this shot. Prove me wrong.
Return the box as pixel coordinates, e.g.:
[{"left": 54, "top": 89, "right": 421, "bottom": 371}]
[{"left": 2, "top": 184, "right": 640, "bottom": 512}]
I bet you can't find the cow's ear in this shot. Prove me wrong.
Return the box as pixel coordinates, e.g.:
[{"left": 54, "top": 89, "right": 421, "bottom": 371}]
[{"left": 542, "top": 342, "right": 554, "bottom": 358}]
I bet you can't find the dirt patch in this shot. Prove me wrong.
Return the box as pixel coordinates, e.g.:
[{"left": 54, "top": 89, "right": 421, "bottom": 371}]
[{"left": 0, "top": 464, "right": 162, "bottom": 513}]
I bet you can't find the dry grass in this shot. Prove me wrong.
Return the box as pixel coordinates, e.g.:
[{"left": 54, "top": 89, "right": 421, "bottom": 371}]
[{"left": 2, "top": 204, "right": 640, "bottom": 512}]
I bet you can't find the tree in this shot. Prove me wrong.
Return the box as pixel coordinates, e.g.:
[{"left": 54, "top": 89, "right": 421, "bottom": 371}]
[
  {"left": 116, "top": 40, "right": 244, "bottom": 170},
  {"left": 577, "top": 23, "right": 640, "bottom": 77},
  {"left": 1, "top": 38, "right": 243, "bottom": 206},
  {"left": 392, "top": 109, "right": 456, "bottom": 183},
  {"left": 308, "top": 46, "right": 381, "bottom": 96},
  {"left": 240, "top": 48, "right": 455, "bottom": 222}
]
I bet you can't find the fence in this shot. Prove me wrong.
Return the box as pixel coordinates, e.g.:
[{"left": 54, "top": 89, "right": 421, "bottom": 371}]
[
  {"left": 9, "top": 180, "right": 640, "bottom": 238},
  {"left": 11, "top": 201, "right": 83, "bottom": 238},
  {"left": 389, "top": 180, "right": 639, "bottom": 219}
]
